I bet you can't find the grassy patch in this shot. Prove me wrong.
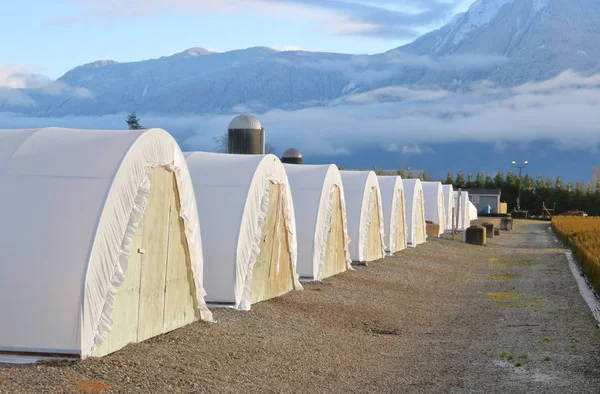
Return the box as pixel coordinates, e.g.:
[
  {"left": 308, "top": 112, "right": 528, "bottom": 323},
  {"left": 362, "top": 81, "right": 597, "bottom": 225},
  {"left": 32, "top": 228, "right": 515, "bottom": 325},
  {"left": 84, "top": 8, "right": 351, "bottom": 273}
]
[
  {"left": 486, "top": 273, "right": 522, "bottom": 280},
  {"left": 310, "top": 288, "right": 322, "bottom": 291},
  {"left": 486, "top": 292, "right": 545, "bottom": 310},
  {"left": 488, "top": 257, "right": 536, "bottom": 267},
  {"left": 544, "top": 356, "right": 552, "bottom": 361},
  {"left": 514, "top": 362, "right": 523, "bottom": 367},
  {"left": 571, "top": 344, "right": 577, "bottom": 349},
  {"left": 72, "top": 380, "right": 115, "bottom": 393},
  {"left": 507, "top": 354, "right": 514, "bottom": 361},
  {"left": 499, "top": 351, "right": 508, "bottom": 358},
  {"left": 543, "top": 337, "right": 551, "bottom": 342}
]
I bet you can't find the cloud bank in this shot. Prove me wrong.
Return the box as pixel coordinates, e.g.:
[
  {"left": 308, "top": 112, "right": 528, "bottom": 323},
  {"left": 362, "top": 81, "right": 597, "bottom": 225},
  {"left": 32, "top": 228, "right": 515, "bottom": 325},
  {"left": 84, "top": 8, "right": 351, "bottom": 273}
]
[
  {"left": 1, "top": 70, "right": 598, "bottom": 157},
  {"left": 69, "top": 0, "right": 467, "bottom": 39}
]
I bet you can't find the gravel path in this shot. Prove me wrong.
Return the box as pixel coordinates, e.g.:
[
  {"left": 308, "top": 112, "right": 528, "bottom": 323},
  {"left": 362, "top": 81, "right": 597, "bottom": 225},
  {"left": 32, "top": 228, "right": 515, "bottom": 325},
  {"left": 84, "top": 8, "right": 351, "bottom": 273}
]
[{"left": 2, "top": 220, "right": 600, "bottom": 393}]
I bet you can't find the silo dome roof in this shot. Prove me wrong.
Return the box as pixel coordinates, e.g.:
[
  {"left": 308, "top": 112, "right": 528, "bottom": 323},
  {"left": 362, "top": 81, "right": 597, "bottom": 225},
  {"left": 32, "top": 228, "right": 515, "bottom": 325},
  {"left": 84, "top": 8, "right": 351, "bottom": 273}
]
[
  {"left": 228, "top": 114, "right": 262, "bottom": 130},
  {"left": 282, "top": 148, "right": 302, "bottom": 158}
]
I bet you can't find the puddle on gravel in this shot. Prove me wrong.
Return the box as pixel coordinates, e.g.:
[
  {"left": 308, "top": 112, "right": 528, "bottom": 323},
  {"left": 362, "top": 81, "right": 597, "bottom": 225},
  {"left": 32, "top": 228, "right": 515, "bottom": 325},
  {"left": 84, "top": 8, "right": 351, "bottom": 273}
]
[{"left": 495, "top": 361, "right": 513, "bottom": 368}]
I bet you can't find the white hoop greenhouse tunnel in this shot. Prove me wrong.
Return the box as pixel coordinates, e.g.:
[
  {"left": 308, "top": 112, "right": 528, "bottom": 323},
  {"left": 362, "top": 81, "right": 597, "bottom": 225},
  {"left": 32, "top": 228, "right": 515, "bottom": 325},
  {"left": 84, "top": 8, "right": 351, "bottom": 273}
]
[
  {"left": 185, "top": 152, "right": 302, "bottom": 310},
  {"left": 377, "top": 176, "right": 408, "bottom": 255},
  {"left": 442, "top": 184, "right": 455, "bottom": 232},
  {"left": 284, "top": 164, "right": 352, "bottom": 281},
  {"left": 454, "top": 191, "right": 471, "bottom": 231},
  {"left": 421, "top": 181, "right": 446, "bottom": 237},
  {"left": 340, "top": 171, "right": 385, "bottom": 263},
  {"left": 403, "top": 179, "right": 427, "bottom": 248},
  {"left": 0, "top": 128, "right": 211, "bottom": 362}
]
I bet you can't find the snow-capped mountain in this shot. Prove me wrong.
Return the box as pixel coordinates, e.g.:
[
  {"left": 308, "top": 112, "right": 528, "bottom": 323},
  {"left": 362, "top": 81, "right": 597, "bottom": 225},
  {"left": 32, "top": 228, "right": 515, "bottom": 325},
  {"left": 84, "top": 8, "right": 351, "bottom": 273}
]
[{"left": 3, "top": 0, "right": 600, "bottom": 117}]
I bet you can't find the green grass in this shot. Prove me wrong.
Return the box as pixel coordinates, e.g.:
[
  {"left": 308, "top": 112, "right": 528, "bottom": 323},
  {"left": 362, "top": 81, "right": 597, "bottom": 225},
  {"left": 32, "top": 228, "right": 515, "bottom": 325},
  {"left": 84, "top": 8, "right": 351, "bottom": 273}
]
[
  {"left": 571, "top": 344, "right": 577, "bottom": 349},
  {"left": 544, "top": 356, "right": 552, "bottom": 361},
  {"left": 543, "top": 337, "right": 551, "bottom": 342},
  {"left": 499, "top": 351, "right": 508, "bottom": 359},
  {"left": 514, "top": 362, "right": 523, "bottom": 367}
]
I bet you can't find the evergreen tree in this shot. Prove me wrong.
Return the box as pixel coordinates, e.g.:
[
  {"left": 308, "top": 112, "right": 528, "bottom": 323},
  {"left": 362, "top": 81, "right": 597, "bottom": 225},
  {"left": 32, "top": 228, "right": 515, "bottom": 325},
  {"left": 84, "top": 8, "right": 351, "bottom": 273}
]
[
  {"left": 427, "top": 175, "right": 434, "bottom": 182},
  {"left": 397, "top": 167, "right": 406, "bottom": 178},
  {"left": 556, "top": 176, "right": 564, "bottom": 190},
  {"left": 535, "top": 175, "right": 545, "bottom": 190},
  {"left": 407, "top": 171, "right": 414, "bottom": 179},
  {"left": 523, "top": 174, "right": 534, "bottom": 189},
  {"left": 484, "top": 173, "right": 495, "bottom": 189},
  {"left": 419, "top": 172, "right": 425, "bottom": 181},
  {"left": 126, "top": 112, "right": 143, "bottom": 130},
  {"left": 494, "top": 171, "right": 505, "bottom": 189},
  {"left": 466, "top": 174, "right": 474, "bottom": 189},
  {"left": 506, "top": 171, "right": 518, "bottom": 188},
  {"left": 545, "top": 177, "right": 554, "bottom": 189},
  {"left": 445, "top": 172, "right": 454, "bottom": 185},
  {"left": 455, "top": 170, "right": 465, "bottom": 188},
  {"left": 475, "top": 171, "right": 485, "bottom": 188}
]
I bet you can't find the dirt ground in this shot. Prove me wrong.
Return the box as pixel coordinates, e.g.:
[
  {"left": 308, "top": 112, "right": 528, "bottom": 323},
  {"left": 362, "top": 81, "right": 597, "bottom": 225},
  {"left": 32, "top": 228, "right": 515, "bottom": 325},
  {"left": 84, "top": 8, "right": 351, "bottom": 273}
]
[{"left": 2, "top": 220, "right": 600, "bottom": 393}]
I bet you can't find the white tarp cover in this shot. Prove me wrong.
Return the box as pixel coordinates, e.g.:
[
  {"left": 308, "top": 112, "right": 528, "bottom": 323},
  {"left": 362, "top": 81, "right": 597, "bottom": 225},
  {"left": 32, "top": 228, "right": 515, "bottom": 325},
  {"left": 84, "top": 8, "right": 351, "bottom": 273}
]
[
  {"left": 442, "top": 184, "right": 455, "bottom": 232},
  {"left": 453, "top": 191, "right": 470, "bottom": 231},
  {"left": 0, "top": 127, "right": 211, "bottom": 359},
  {"left": 284, "top": 164, "right": 352, "bottom": 281},
  {"left": 185, "top": 152, "right": 302, "bottom": 310},
  {"left": 377, "top": 176, "right": 408, "bottom": 254},
  {"left": 469, "top": 201, "right": 479, "bottom": 222},
  {"left": 339, "top": 171, "right": 385, "bottom": 262},
  {"left": 421, "top": 182, "right": 446, "bottom": 236},
  {"left": 403, "top": 179, "right": 427, "bottom": 247}
]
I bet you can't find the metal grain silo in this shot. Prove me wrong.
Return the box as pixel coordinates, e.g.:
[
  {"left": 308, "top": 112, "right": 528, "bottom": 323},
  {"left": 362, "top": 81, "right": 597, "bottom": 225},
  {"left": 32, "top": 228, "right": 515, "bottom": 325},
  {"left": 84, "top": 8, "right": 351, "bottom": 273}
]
[
  {"left": 228, "top": 114, "right": 265, "bottom": 154},
  {"left": 281, "top": 148, "right": 303, "bottom": 164}
]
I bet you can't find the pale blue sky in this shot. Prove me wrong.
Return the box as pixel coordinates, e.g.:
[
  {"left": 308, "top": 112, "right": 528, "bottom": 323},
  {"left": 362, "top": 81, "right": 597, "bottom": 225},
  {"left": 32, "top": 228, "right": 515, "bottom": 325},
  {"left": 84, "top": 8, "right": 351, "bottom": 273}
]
[{"left": 1, "top": 0, "right": 474, "bottom": 79}]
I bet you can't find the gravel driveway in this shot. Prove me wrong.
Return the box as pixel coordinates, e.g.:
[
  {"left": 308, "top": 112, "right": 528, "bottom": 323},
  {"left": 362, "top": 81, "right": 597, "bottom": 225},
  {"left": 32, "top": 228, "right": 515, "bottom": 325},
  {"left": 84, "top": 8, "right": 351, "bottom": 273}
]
[{"left": 2, "top": 220, "right": 600, "bottom": 393}]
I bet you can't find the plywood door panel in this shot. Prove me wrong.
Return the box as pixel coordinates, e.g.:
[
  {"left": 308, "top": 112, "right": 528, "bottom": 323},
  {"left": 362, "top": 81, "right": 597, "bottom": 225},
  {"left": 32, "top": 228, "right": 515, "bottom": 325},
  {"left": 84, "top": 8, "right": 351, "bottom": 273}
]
[
  {"left": 250, "top": 183, "right": 294, "bottom": 305},
  {"left": 163, "top": 176, "right": 197, "bottom": 332},
  {"left": 365, "top": 188, "right": 384, "bottom": 262},
  {"left": 92, "top": 219, "right": 144, "bottom": 357},
  {"left": 137, "top": 167, "right": 171, "bottom": 342},
  {"left": 323, "top": 186, "right": 346, "bottom": 279},
  {"left": 395, "top": 192, "right": 407, "bottom": 252}
]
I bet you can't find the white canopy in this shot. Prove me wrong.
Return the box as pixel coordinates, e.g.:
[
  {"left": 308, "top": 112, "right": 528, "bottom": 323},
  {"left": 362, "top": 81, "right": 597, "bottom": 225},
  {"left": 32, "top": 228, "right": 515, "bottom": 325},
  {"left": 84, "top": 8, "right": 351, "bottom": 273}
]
[
  {"left": 0, "top": 127, "right": 210, "bottom": 359},
  {"left": 284, "top": 164, "right": 351, "bottom": 281},
  {"left": 421, "top": 182, "right": 446, "bottom": 236},
  {"left": 453, "top": 191, "right": 470, "bottom": 231},
  {"left": 442, "top": 184, "right": 455, "bottom": 231},
  {"left": 185, "top": 152, "right": 302, "bottom": 310},
  {"left": 339, "top": 171, "right": 385, "bottom": 262},
  {"left": 377, "top": 176, "right": 408, "bottom": 254},
  {"left": 403, "top": 179, "right": 427, "bottom": 247}
]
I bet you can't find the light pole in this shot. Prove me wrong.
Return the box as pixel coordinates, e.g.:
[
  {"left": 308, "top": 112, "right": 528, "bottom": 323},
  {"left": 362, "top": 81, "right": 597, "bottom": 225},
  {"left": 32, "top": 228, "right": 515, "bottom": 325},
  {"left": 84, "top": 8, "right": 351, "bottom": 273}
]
[{"left": 512, "top": 160, "right": 528, "bottom": 211}]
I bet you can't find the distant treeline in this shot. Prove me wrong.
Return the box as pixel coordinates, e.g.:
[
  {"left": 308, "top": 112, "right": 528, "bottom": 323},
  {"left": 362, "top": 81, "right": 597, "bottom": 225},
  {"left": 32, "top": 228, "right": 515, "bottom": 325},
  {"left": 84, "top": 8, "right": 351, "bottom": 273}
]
[{"left": 389, "top": 168, "right": 600, "bottom": 216}]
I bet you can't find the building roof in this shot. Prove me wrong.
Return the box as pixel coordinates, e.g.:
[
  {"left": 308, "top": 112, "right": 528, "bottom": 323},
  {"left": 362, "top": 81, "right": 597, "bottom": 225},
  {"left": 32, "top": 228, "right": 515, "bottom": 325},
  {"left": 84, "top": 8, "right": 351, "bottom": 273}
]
[
  {"left": 463, "top": 189, "right": 502, "bottom": 196},
  {"left": 228, "top": 114, "right": 262, "bottom": 130}
]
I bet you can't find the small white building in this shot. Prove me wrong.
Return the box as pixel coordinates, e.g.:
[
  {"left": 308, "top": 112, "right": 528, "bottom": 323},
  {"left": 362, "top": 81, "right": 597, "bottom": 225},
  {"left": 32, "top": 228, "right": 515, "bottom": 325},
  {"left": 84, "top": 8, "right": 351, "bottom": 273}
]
[
  {"left": 340, "top": 171, "right": 386, "bottom": 263},
  {"left": 421, "top": 181, "right": 446, "bottom": 237},
  {"left": 403, "top": 179, "right": 427, "bottom": 247},
  {"left": 186, "top": 152, "right": 302, "bottom": 310},
  {"left": 284, "top": 164, "right": 351, "bottom": 281},
  {"left": 377, "top": 176, "right": 408, "bottom": 255}
]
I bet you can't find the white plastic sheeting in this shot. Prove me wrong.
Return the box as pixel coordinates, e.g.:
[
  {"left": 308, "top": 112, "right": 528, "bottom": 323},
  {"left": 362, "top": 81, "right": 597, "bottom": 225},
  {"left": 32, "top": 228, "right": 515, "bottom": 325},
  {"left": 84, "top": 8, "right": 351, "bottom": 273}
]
[
  {"left": 185, "top": 152, "right": 302, "bottom": 310},
  {"left": 377, "top": 176, "right": 408, "bottom": 254},
  {"left": 421, "top": 182, "right": 446, "bottom": 236},
  {"left": 469, "top": 201, "right": 479, "bottom": 222},
  {"left": 453, "top": 191, "right": 470, "bottom": 230},
  {"left": 442, "top": 184, "right": 455, "bottom": 232},
  {"left": 0, "top": 127, "right": 211, "bottom": 359},
  {"left": 403, "top": 179, "right": 427, "bottom": 248},
  {"left": 340, "top": 171, "right": 385, "bottom": 262},
  {"left": 284, "top": 164, "right": 352, "bottom": 281}
]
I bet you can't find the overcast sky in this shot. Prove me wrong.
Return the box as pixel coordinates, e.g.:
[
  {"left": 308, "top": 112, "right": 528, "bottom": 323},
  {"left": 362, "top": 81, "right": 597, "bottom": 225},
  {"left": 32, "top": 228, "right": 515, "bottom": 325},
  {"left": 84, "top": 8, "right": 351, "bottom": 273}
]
[{"left": 1, "top": 0, "right": 474, "bottom": 78}]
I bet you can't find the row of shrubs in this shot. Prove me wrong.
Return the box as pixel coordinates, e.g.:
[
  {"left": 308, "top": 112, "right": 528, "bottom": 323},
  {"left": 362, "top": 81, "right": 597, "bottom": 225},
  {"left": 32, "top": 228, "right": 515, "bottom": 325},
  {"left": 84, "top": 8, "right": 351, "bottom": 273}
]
[{"left": 552, "top": 216, "right": 600, "bottom": 294}]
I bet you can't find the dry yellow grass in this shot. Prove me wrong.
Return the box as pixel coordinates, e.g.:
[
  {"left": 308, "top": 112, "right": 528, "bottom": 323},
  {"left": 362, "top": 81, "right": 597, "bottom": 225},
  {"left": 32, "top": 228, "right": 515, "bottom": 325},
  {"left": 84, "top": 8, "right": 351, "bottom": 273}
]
[
  {"left": 71, "top": 380, "right": 115, "bottom": 393},
  {"left": 552, "top": 216, "right": 600, "bottom": 293}
]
